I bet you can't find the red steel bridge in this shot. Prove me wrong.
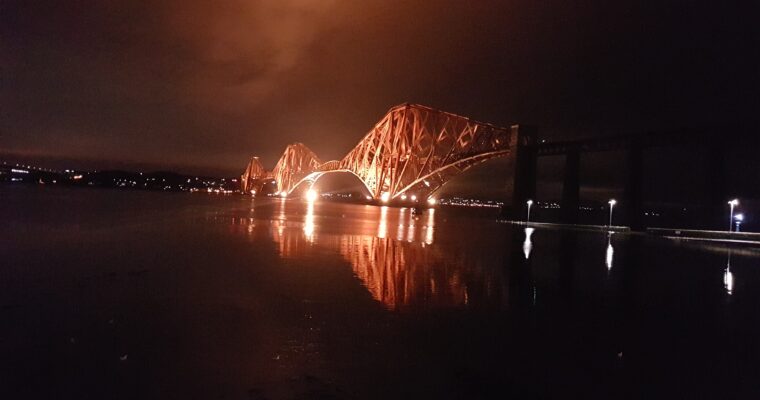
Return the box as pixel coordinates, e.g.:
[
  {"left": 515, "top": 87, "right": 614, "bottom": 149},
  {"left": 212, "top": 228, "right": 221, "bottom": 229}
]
[{"left": 241, "top": 103, "right": 530, "bottom": 203}]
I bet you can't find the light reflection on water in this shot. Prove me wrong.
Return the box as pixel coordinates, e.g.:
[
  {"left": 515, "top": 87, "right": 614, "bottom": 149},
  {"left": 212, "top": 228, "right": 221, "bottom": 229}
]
[
  {"left": 221, "top": 198, "right": 760, "bottom": 312},
  {"left": 8, "top": 187, "right": 760, "bottom": 398},
  {"left": 229, "top": 200, "right": 509, "bottom": 309},
  {"left": 378, "top": 205, "right": 388, "bottom": 239},
  {"left": 523, "top": 227, "right": 534, "bottom": 259},
  {"left": 303, "top": 198, "right": 315, "bottom": 241},
  {"left": 724, "top": 249, "right": 734, "bottom": 295},
  {"left": 605, "top": 233, "right": 615, "bottom": 271}
]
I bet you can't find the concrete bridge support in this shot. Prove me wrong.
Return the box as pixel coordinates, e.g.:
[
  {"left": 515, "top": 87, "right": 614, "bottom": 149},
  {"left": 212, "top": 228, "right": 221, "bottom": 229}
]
[
  {"left": 706, "top": 143, "right": 728, "bottom": 229},
  {"left": 560, "top": 148, "right": 580, "bottom": 224},
  {"left": 623, "top": 142, "right": 644, "bottom": 230},
  {"left": 507, "top": 125, "right": 537, "bottom": 220}
]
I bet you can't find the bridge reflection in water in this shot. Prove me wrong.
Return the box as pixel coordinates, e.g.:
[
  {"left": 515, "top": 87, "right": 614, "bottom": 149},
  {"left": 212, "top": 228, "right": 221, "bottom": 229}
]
[{"left": 230, "top": 200, "right": 510, "bottom": 310}]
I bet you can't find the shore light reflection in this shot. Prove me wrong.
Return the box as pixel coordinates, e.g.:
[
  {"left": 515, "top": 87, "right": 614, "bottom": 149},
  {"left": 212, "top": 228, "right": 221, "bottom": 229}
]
[
  {"left": 304, "top": 200, "right": 315, "bottom": 241},
  {"left": 724, "top": 250, "right": 734, "bottom": 295},
  {"left": 378, "top": 206, "right": 388, "bottom": 238},
  {"left": 424, "top": 208, "right": 435, "bottom": 245},
  {"left": 407, "top": 211, "right": 416, "bottom": 242},
  {"left": 397, "top": 208, "right": 407, "bottom": 241},
  {"left": 605, "top": 234, "right": 614, "bottom": 270},
  {"left": 523, "top": 227, "right": 534, "bottom": 259}
]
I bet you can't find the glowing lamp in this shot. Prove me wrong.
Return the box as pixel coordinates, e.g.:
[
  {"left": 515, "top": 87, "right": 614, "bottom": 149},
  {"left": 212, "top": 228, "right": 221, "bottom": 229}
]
[{"left": 306, "top": 189, "right": 318, "bottom": 202}]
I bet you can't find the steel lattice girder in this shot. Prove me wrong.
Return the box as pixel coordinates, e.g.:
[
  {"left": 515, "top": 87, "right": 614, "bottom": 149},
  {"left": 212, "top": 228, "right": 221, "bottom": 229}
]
[
  {"left": 252, "top": 104, "right": 512, "bottom": 198},
  {"left": 339, "top": 104, "right": 511, "bottom": 199},
  {"left": 240, "top": 156, "right": 267, "bottom": 193},
  {"left": 272, "top": 143, "right": 323, "bottom": 194}
]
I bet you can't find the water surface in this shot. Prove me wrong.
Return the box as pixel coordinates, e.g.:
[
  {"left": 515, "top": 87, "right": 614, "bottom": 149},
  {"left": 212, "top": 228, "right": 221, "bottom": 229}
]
[{"left": 2, "top": 185, "right": 760, "bottom": 399}]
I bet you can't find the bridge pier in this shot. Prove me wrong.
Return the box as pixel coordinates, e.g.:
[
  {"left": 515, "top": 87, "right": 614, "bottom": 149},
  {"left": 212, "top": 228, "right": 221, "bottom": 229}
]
[
  {"left": 623, "top": 141, "right": 644, "bottom": 230},
  {"left": 560, "top": 148, "right": 580, "bottom": 224},
  {"left": 507, "top": 125, "right": 537, "bottom": 220},
  {"left": 706, "top": 142, "right": 728, "bottom": 229}
]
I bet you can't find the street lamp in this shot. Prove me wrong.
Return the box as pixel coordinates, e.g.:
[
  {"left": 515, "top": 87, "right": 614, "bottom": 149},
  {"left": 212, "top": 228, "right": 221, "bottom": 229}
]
[
  {"left": 735, "top": 213, "right": 744, "bottom": 232},
  {"left": 526, "top": 199, "right": 533, "bottom": 223},
  {"left": 608, "top": 199, "right": 617, "bottom": 227},
  {"left": 728, "top": 199, "right": 739, "bottom": 232}
]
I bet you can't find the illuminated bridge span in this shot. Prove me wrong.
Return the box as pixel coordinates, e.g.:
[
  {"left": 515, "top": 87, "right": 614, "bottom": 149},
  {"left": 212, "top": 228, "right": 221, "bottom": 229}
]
[{"left": 243, "top": 103, "right": 522, "bottom": 201}]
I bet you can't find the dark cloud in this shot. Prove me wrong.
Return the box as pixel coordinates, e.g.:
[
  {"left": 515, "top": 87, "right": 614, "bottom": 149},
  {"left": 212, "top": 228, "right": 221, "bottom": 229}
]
[{"left": 2, "top": 1, "right": 759, "bottom": 196}]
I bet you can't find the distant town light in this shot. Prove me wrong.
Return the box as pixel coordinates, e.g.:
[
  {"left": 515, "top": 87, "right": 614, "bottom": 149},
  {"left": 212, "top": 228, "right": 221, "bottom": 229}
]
[
  {"left": 380, "top": 192, "right": 391, "bottom": 203},
  {"left": 401, "top": 194, "right": 408, "bottom": 201},
  {"left": 410, "top": 194, "right": 417, "bottom": 202},
  {"left": 427, "top": 197, "right": 436, "bottom": 206}
]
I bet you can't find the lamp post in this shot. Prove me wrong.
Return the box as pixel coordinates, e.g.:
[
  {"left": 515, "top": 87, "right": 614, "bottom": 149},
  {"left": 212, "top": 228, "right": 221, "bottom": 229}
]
[
  {"left": 608, "top": 199, "right": 617, "bottom": 227},
  {"left": 728, "top": 199, "right": 739, "bottom": 232},
  {"left": 735, "top": 213, "right": 744, "bottom": 232},
  {"left": 526, "top": 199, "right": 533, "bottom": 223}
]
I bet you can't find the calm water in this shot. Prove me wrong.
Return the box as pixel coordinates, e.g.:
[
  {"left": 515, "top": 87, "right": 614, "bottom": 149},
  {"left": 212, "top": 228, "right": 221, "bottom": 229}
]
[{"left": 2, "top": 185, "right": 760, "bottom": 399}]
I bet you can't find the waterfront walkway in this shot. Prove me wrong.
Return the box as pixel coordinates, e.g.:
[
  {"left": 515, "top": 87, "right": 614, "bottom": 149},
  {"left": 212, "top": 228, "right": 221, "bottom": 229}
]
[{"left": 500, "top": 220, "right": 760, "bottom": 246}]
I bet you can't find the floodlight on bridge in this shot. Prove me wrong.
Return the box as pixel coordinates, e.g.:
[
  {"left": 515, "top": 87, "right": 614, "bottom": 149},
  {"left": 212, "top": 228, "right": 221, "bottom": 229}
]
[{"left": 306, "top": 189, "right": 318, "bottom": 202}]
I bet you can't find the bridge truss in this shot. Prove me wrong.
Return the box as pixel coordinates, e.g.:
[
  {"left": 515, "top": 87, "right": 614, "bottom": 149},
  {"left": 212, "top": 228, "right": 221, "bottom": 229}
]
[
  {"left": 271, "top": 143, "right": 323, "bottom": 194},
  {"left": 240, "top": 156, "right": 268, "bottom": 193},
  {"left": 243, "top": 104, "right": 513, "bottom": 200},
  {"left": 339, "top": 104, "right": 511, "bottom": 199}
]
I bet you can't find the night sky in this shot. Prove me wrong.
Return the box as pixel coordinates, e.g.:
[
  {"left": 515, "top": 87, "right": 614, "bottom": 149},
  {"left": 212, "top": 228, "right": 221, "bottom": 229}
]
[{"left": 2, "top": 1, "right": 759, "bottom": 199}]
